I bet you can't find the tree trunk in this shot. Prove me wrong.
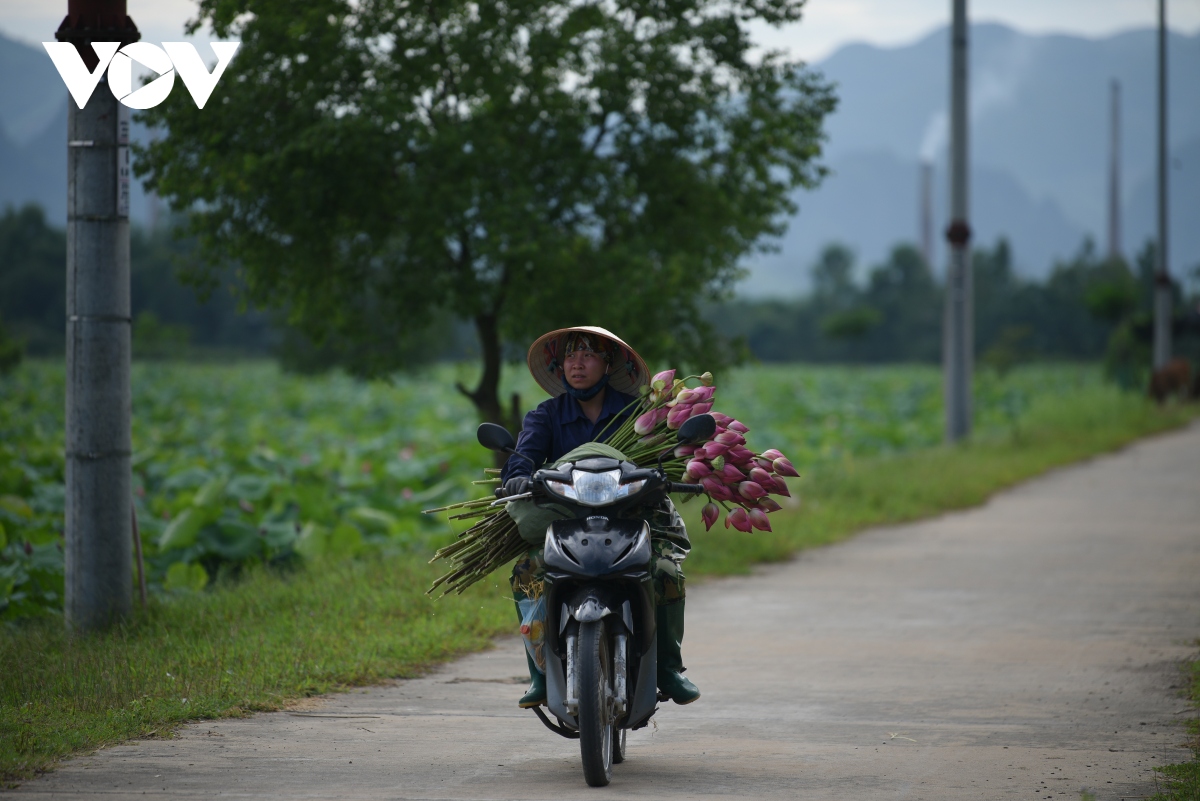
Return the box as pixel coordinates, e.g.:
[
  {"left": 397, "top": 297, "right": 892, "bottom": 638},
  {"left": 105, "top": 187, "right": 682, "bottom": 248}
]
[{"left": 455, "top": 312, "right": 522, "bottom": 467}]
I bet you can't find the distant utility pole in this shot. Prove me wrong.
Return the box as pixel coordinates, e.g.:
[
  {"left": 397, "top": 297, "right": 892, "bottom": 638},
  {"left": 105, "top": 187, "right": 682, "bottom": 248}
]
[
  {"left": 943, "top": 0, "right": 972, "bottom": 442},
  {"left": 57, "top": 0, "right": 138, "bottom": 630},
  {"left": 1107, "top": 79, "right": 1121, "bottom": 261},
  {"left": 1153, "top": 0, "right": 1172, "bottom": 368}
]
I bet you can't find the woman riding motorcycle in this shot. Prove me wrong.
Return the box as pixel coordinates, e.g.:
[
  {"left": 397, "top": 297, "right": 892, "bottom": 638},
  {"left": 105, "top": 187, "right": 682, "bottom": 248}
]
[{"left": 500, "top": 326, "right": 700, "bottom": 709}]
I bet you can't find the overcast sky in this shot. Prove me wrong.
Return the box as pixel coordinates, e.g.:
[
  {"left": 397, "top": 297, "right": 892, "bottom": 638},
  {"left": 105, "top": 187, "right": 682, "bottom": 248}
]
[{"left": 4, "top": 0, "right": 1198, "bottom": 63}]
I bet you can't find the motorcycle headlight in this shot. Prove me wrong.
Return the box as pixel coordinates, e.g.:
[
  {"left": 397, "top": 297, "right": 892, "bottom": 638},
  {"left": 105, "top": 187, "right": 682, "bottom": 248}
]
[{"left": 545, "top": 469, "right": 647, "bottom": 507}]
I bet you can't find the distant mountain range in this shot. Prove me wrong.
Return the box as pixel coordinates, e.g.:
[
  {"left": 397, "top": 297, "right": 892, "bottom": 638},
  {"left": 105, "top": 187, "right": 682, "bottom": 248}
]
[
  {"left": 0, "top": 34, "right": 159, "bottom": 226},
  {"left": 744, "top": 23, "right": 1200, "bottom": 294},
  {"left": 2, "top": 24, "right": 1197, "bottom": 295}
]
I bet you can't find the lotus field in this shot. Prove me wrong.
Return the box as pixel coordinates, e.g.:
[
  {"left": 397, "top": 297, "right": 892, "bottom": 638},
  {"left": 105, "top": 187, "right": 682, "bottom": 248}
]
[{"left": 0, "top": 360, "right": 1087, "bottom": 620}]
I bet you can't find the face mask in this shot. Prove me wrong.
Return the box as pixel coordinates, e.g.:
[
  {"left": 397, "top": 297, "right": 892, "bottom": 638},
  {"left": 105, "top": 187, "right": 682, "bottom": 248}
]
[{"left": 561, "top": 371, "right": 611, "bottom": 401}]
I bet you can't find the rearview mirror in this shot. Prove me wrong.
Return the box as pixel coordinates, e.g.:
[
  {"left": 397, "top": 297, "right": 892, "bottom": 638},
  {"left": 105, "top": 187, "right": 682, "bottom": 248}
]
[
  {"left": 477, "top": 422, "right": 516, "bottom": 453},
  {"left": 676, "top": 413, "right": 716, "bottom": 446}
]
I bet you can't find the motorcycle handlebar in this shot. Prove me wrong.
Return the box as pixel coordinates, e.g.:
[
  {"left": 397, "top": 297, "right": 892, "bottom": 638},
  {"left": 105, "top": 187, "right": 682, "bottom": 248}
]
[{"left": 668, "top": 481, "right": 705, "bottom": 495}]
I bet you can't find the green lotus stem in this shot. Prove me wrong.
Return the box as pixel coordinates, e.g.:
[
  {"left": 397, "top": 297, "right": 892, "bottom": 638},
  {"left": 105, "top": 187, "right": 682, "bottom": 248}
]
[
  {"left": 422, "top": 497, "right": 494, "bottom": 514},
  {"left": 471, "top": 478, "right": 501, "bottom": 484},
  {"left": 594, "top": 395, "right": 646, "bottom": 443},
  {"left": 449, "top": 507, "right": 500, "bottom": 521}
]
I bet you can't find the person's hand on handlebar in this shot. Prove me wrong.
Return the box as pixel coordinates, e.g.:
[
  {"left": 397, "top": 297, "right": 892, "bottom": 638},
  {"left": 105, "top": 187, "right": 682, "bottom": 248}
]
[{"left": 500, "top": 476, "right": 530, "bottom": 498}]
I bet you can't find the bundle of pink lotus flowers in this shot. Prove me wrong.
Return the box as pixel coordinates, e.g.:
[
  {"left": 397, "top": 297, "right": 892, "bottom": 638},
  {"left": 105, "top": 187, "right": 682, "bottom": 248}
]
[
  {"left": 425, "top": 368, "right": 798, "bottom": 596},
  {"left": 601, "top": 369, "right": 799, "bottom": 532}
]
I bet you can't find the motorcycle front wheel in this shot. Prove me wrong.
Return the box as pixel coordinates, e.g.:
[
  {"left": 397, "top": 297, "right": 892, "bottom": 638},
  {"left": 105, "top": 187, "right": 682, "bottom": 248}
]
[{"left": 577, "top": 618, "right": 613, "bottom": 787}]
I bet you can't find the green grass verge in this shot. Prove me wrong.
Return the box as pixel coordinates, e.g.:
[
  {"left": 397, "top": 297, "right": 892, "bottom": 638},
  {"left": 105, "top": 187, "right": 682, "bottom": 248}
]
[
  {"left": 2, "top": 383, "right": 1196, "bottom": 784},
  {"left": 1148, "top": 646, "right": 1200, "bottom": 801},
  {"left": 680, "top": 378, "right": 1199, "bottom": 575},
  {"left": 1, "top": 558, "right": 515, "bottom": 785}
]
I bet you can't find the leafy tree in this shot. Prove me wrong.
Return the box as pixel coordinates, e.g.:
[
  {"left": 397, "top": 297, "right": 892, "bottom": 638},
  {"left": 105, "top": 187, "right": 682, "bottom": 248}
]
[
  {"left": 0, "top": 204, "right": 279, "bottom": 358},
  {"left": 0, "top": 205, "right": 66, "bottom": 356},
  {"left": 819, "top": 307, "right": 880, "bottom": 342},
  {"left": 811, "top": 243, "right": 858, "bottom": 310},
  {"left": 860, "top": 244, "right": 940, "bottom": 361},
  {"left": 0, "top": 314, "right": 22, "bottom": 375},
  {"left": 135, "top": 0, "right": 837, "bottom": 424}
]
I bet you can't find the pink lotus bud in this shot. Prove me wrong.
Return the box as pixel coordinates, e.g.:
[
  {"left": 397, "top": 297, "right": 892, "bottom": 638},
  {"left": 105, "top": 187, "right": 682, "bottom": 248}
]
[
  {"left": 749, "top": 467, "right": 773, "bottom": 486},
  {"left": 686, "top": 459, "right": 712, "bottom": 478},
  {"left": 757, "top": 497, "right": 783, "bottom": 513},
  {"left": 715, "top": 431, "right": 745, "bottom": 446},
  {"left": 710, "top": 412, "right": 733, "bottom": 426},
  {"left": 666, "top": 405, "right": 693, "bottom": 430},
  {"left": 747, "top": 508, "right": 772, "bottom": 532},
  {"left": 674, "top": 443, "right": 698, "bottom": 458},
  {"left": 738, "top": 481, "right": 767, "bottom": 500},
  {"left": 762, "top": 448, "right": 784, "bottom": 461},
  {"left": 701, "top": 442, "right": 730, "bottom": 459},
  {"left": 752, "top": 456, "right": 774, "bottom": 472},
  {"left": 710, "top": 455, "right": 725, "bottom": 472},
  {"left": 768, "top": 477, "right": 791, "bottom": 498},
  {"left": 687, "top": 386, "right": 715, "bottom": 403},
  {"left": 721, "top": 464, "right": 747, "bottom": 483},
  {"left": 772, "top": 457, "right": 800, "bottom": 478},
  {"left": 634, "top": 410, "right": 658, "bottom": 436},
  {"left": 701, "top": 476, "right": 733, "bottom": 501},
  {"left": 728, "top": 420, "right": 749, "bottom": 434},
  {"left": 651, "top": 369, "right": 676, "bottom": 388},
  {"left": 728, "top": 445, "right": 755, "bottom": 464},
  {"left": 690, "top": 402, "right": 713, "bottom": 416},
  {"left": 725, "top": 508, "right": 753, "bottom": 532},
  {"left": 673, "top": 387, "right": 699, "bottom": 405},
  {"left": 701, "top": 502, "right": 719, "bottom": 531}
]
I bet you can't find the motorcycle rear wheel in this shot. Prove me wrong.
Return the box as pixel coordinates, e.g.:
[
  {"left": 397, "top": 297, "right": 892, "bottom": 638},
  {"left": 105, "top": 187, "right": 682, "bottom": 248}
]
[{"left": 577, "top": 619, "right": 613, "bottom": 787}]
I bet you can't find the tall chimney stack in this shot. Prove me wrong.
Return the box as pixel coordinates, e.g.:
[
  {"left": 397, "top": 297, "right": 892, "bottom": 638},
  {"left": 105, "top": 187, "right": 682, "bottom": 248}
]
[
  {"left": 1107, "top": 79, "right": 1121, "bottom": 261},
  {"left": 920, "top": 161, "right": 934, "bottom": 268}
]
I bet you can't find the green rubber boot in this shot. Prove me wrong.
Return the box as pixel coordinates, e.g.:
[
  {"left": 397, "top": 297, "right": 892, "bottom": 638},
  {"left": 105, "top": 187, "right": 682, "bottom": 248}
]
[
  {"left": 514, "top": 591, "right": 546, "bottom": 708},
  {"left": 518, "top": 650, "right": 546, "bottom": 708},
  {"left": 656, "top": 600, "right": 701, "bottom": 705}
]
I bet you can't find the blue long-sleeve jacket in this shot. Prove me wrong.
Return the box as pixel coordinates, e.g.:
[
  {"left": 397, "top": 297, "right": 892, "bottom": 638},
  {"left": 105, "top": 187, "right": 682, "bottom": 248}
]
[{"left": 500, "top": 389, "right": 638, "bottom": 483}]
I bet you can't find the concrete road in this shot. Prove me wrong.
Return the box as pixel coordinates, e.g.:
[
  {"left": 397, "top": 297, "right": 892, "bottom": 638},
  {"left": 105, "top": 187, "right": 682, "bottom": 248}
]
[{"left": 13, "top": 424, "right": 1200, "bottom": 800}]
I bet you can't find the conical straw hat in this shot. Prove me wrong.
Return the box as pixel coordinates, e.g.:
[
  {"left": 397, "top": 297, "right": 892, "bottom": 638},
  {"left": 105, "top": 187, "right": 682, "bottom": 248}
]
[{"left": 527, "top": 326, "right": 650, "bottom": 399}]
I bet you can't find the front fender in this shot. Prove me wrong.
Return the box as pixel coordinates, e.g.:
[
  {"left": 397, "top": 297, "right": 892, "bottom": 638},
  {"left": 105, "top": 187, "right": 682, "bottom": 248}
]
[{"left": 572, "top": 596, "right": 612, "bottom": 623}]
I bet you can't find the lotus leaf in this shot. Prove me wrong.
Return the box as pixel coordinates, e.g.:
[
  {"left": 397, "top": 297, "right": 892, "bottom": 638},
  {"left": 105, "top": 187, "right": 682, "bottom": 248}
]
[
  {"left": 164, "top": 561, "right": 209, "bottom": 592},
  {"left": 348, "top": 507, "right": 400, "bottom": 535},
  {"left": 161, "top": 467, "right": 214, "bottom": 492},
  {"left": 159, "top": 508, "right": 205, "bottom": 550},
  {"left": 0, "top": 495, "right": 33, "bottom": 519},
  {"left": 225, "top": 474, "right": 275, "bottom": 502},
  {"left": 200, "top": 517, "right": 263, "bottom": 562}
]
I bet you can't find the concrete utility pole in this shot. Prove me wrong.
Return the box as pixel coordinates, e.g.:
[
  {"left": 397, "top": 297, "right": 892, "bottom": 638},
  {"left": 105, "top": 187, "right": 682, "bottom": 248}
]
[
  {"left": 1153, "top": 0, "right": 1172, "bottom": 368},
  {"left": 1107, "top": 79, "right": 1121, "bottom": 261},
  {"left": 57, "top": 0, "right": 138, "bottom": 630},
  {"left": 943, "top": 0, "right": 972, "bottom": 443}
]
